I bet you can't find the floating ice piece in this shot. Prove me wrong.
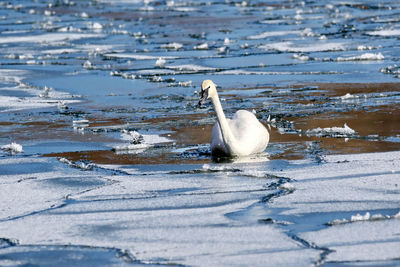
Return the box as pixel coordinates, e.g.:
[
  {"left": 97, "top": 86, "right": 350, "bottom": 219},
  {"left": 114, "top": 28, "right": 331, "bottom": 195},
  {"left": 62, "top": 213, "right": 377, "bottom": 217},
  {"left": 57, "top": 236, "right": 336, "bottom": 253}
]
[
  {"left": 73, "top": 119, "right": 89, "bottom": 125},
  {"left": 112, "top": 143, "right": 149, "bottom": 153},
  {"left": 178, "top": 80, "right": 192, "bottom": 87},
  {"left": 351, "top": 212, "right": 370, "bottom": 222},
  {"left": 39, "top": 86, "right": 52, "bottom": 98},
  {"left": 58, "top": 100, "right": 68, "bottom": 110},
  {"left": 336, "top": 53, "right": 384, "bottom": 61},
  {"left": 367, "top": 29, "right": 400, "bottom": 36},
  {"left": 174, "top": 7, "right": 197, "bottom": 12},
  {"left": 280, "top": 182, "right": 295, "bottom": 190},
  {"left": 1, "top": 142, "right": 23, "bottom": 154},
  {"left": 161, "top": 42, "right": 183, "bottom": 50},
  {"left": 121, "top": 130, "right": 144, "bottom": 144},
  {"left": 166, "top": 64, "right": 215, "bottom": 72},
  {"left": 83, "top": 60, "right": 92, "bottom": 69},
  {"left": 292, "top": 53, "right": 310, "bottom": 61},
  {"left": 306, "top": 123, "right": 356, "bottom": 137},
  {"left": 340, "top": 93, "right": 359, "bottom": 100},
  {"left": 194, "top": 42, "right": 209, "bottom": 50},
  {"left": 327, "top": 211, "right": 400, "bottom": 226},
  {"left": 72, "top": 119, "right": 89, "bottom": 133},
  {"left": 224, "top": 38, "right": 230, "bottom": 45},
  {"left": 217, "top": 46, "right": 227, "bottom": 53},
  {"left": 0, "top": 33, "right": 105, "bottom": 44},
  {"left": 357, "top": 45, "right": 373, "bottom": 51},
  {"left": 155, "top": 57, "right": 166, "bottom": 68},
  {"left": 90, "top": 22, "right": 103, "bottom": 30},
  {"left": 114, "top": 133, "right": 171, "bottom": 154},
  {"left": 248, "top": 31, "right": 298, "bottom": 40},
  {"left": 104, "top": 53, "right": 176, "bottom": 60},
  {"left": 260, "top": 41, "right": 345, "bottom": 52},
  {"left": 59, "top": 157, "right": 94, "bottom": 170}
]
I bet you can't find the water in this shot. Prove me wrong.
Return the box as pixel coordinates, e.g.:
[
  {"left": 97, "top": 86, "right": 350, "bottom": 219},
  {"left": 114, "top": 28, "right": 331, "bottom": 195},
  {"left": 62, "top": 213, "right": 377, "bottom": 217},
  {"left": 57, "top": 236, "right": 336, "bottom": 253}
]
[{"left": 0, "top": 1, "right": 400, "bottom": 266}]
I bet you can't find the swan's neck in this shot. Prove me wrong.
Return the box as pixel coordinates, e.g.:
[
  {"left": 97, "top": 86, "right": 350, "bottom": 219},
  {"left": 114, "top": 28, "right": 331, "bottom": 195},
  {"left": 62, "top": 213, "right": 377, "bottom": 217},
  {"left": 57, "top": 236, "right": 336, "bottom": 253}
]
[{"left": 210, "top": 93, "right": 238, "bottom": 155}]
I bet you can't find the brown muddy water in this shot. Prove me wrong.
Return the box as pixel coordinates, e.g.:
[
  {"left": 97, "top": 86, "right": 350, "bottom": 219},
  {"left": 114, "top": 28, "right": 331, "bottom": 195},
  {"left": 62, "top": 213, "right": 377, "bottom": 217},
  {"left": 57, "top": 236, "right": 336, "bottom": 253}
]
[{"left": 40, "top": 82, "right": 400, "bottom": 165}]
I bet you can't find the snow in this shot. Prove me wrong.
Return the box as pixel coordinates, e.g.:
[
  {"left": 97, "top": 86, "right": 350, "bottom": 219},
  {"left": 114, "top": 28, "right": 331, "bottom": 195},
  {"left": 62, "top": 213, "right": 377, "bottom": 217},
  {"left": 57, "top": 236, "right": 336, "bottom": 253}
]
[
  {"left": 367, "top": 29, "right": 400, "bottom": 36},
  {"left": 0, "top": 33, "right": 105, "bottom": 44},
  {"left": 260, "top": 41, "right": 345, "bottom": 52},
  {"left": 154, "top": 57, "right": 166, "bottom": 68},
  {"left": 0, "top": 147, "right": 399, "bottom": 266},
  {"left": 113, "top": 132, "right": 171, "bottom": 153},
  {"left": 194, "top": 42, "right": 209, "bottom": 50},
  {"left": 161, "top": 42, "right": 183, "bottom": 50},
  {"left": 1, "top": 142, "right": 23, "bottom": 154},
  {"left": 336, "top": 52, "right": 384, "bottom": 61},
  {"left": 0, "top": 95, "right": 80, "bottom": 112},
  {"left": 104, "top": 53, "right": 176, "bottom": 60},
  {"left": 306, "top": 123, "right": 356, "bottom": 137},
  {"left": 0, "top": 69, "right": 80, "bottom": 112},
  {"left": 264, "top": 151, "right": 400, "bottom": 263},
  {"left": 247, "top": 30, "right": 298, "bottom": 40},
  {"left": 166, "top": 64, "right": 215, "bottom": 72}
]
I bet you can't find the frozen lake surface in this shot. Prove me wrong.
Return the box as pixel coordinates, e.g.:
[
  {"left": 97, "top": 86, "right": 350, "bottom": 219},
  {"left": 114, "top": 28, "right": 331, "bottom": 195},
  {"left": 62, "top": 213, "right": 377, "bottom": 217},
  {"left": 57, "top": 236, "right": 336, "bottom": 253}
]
[{"left": 0, "top": 0, "right": 400, "bottom": 266}]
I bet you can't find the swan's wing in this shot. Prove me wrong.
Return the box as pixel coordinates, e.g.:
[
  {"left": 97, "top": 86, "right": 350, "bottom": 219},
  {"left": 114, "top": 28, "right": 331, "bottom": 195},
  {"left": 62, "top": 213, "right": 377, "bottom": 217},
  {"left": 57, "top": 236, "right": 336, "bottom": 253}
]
[
  {"left": 210, "top": 121, "right": 230, "bottom": 156},
  {"left": 229, "top": 110, "right": 269, "bottom": 154}
]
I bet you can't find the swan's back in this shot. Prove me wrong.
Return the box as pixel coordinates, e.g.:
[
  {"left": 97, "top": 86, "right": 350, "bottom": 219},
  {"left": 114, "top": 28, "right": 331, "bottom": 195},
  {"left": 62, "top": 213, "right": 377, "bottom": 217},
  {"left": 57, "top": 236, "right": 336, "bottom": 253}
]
[{"left": 211, "top": 110, "right": 269, "bottom": 156}]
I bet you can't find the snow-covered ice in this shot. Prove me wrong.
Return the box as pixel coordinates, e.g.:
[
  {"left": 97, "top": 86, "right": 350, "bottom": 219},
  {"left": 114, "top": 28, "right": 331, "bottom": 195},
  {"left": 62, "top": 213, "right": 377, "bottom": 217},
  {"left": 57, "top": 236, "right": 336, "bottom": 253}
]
[
  {"left": 306, "top": 123, "right": 356, "bottom": 137},
  {"left": 1, "top": 142, "right": 23, "bottom": 154},
  {"left": 1, "top": 151, "right": 399, "bottom": 265}
]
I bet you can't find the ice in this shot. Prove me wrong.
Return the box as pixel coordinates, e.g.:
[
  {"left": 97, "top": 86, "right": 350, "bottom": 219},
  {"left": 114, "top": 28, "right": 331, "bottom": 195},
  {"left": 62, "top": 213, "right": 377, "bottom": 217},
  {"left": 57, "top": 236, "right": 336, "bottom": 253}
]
[
  {"left": 0, "top": 33, "right": 105, "bottom": 44},
  {"left": 0, "top": 95, "right": 80, "bottom": 112},
  {"left": 113, "top": 132, "right": 171, "bottom": 154},
  {"left": 161, "top": 42, "right": 183, "bottom": 50},
  {"left": 223, "top": 37, "right": 230, "bottom": 46},
  {"left": 1, "top": 150, "right": 399, "bottom": 265},
  {"left": 104, "top": 53, "right": 176, "bottom": 60},
  {"left": 166, "top": 64, "right": 215, "bottom": 72},
  {"left": 247, "top": 31, "right": 298, "bottom": 40},
  {"left": 120, "top": 130, "right": 143, "bottom": 144},
  {"left": 327, "top": 211, "right": 400, "bottom": 226},
  {"left": 89, "top": 22, "right": 103, "bottom": 30},
  {"left": 306, "top": 123, "right": 356, "bottom": 137},
  {"left": 367, "top": 29, "right": 400, "bottom": 36},
  {"left": 336, "top": 52, "right": 384, "bottom": 61},
  {"left": 0, "top": 157, "right": 319, "bottom": 266},
  {"left": 1, "top": 142, "right": 23, "bottom": 154},
  {"left": 0, "top": 157, "right": 109, "bottom": 220},
  {"left": 260, "top": 41, "right": 345, "bottom": 52},
  {"left": 194, "top": 42, "right": 209, "bottom": 50},
  {"left": 292, "top": 53, "right": 310, "bottom": 61},
  {"left": 263, "top": 151, "right": 400, "bottom": 263},
  {"left": 154, "top": 57, "right": 166, "bottom": 68},
  {"left": 340, "top": 93, "right": 356, "bottom": 100}
]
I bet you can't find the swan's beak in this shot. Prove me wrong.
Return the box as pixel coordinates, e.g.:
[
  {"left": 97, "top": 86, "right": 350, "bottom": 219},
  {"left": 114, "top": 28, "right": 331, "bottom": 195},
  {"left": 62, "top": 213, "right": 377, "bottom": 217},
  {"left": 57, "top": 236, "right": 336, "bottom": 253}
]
[{"left": 198, "top": 88, "right": 208, "bottom": 107}]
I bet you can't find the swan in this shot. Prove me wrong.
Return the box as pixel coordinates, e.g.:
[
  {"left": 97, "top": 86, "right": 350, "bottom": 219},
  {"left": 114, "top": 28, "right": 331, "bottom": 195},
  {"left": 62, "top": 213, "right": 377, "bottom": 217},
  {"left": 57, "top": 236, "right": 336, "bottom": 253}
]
[{"left": 198, "top": 80, "right": 269, "bottom": 157}]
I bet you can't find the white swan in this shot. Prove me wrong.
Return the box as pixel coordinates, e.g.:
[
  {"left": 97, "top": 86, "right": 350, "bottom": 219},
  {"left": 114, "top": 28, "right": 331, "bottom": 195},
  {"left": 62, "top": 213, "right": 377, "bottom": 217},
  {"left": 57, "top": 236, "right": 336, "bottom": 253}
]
[{"left": 198, "top": 80, "right": 269, "bottom": 157}]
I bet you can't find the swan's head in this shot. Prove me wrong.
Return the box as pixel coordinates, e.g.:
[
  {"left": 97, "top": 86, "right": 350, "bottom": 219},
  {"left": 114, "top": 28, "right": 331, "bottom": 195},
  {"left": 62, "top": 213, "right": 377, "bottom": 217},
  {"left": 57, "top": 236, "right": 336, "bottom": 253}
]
[{"left": 199, "top": 79, "right": 217, "bottom": 106}]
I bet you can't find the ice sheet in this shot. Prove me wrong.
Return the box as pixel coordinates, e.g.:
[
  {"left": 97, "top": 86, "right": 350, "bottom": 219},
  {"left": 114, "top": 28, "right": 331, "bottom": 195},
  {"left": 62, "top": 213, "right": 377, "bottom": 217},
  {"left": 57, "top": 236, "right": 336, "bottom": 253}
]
[
  {"left": 0, "top": 156, "right": 320, "bottom": 266},
  {"left": 264, "top": 151, "right": 400, "bottom": 264},
  {"left": 0, "top": 33, "right": 105, "bottom": 44},
  {"left": 259, "top": 41, "right": 346, "bottom": 52}
]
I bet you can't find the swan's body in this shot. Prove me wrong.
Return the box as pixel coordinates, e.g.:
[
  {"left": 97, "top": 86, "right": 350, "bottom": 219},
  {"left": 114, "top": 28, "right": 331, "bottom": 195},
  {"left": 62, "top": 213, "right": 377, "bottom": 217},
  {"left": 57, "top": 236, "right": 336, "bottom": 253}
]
[{"left": 199, "top": 80, "right": 269, "bottom": 157}]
